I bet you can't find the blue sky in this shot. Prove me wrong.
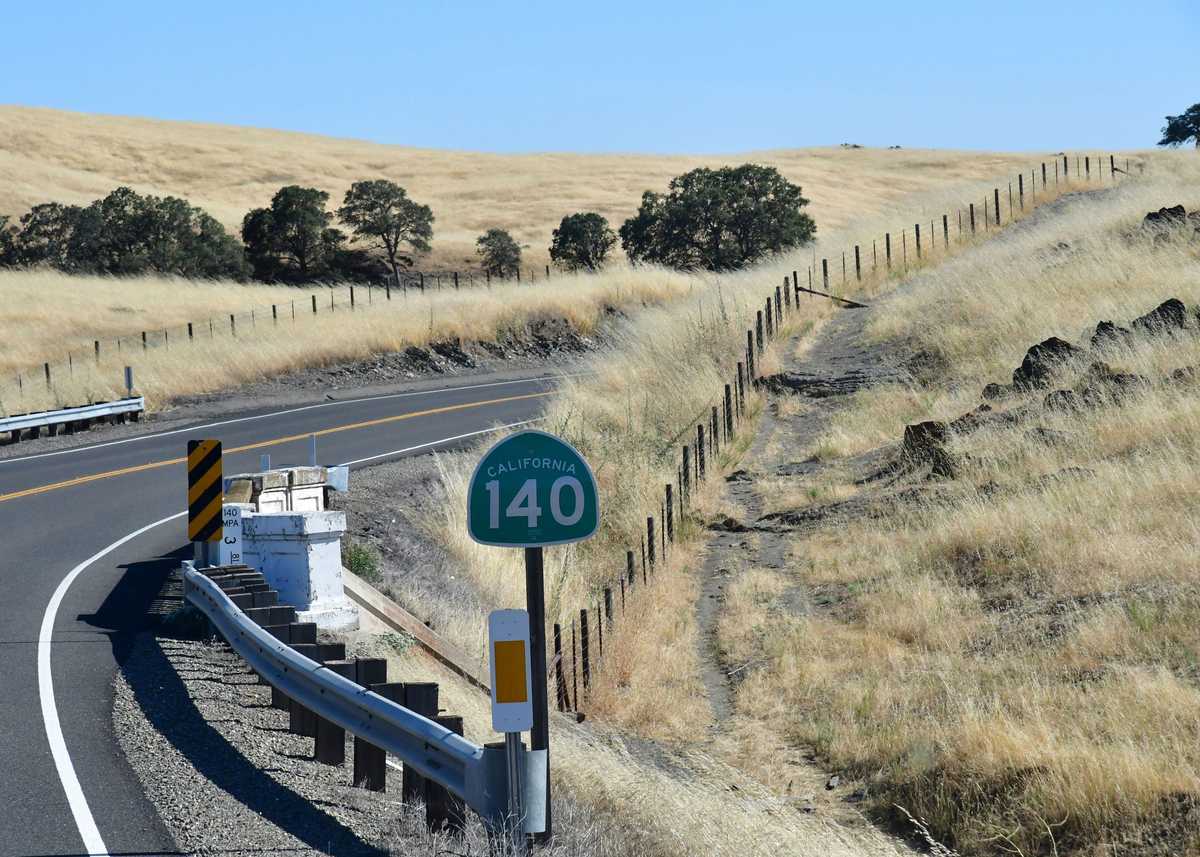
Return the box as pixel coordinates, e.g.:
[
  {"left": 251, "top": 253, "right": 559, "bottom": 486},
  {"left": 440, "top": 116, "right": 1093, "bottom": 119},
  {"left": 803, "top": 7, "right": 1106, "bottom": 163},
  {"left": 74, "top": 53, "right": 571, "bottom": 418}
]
[{"left": 3, "top": 1, "right": 1196, "bottom": 153}]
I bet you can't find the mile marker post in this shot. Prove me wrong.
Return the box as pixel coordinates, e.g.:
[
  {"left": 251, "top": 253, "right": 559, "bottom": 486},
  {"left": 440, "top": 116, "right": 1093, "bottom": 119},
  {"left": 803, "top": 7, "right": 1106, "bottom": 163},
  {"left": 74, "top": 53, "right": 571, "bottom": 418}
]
[{"left": 467, "top": 430, "right": 599, "bottom": 845}]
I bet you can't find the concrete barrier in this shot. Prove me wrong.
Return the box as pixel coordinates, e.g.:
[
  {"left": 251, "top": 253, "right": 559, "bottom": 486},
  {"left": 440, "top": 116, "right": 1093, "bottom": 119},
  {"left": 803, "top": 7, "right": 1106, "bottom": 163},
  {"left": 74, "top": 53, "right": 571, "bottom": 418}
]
[{"left": 241, "top": 510, "right": 358, "bottom": 631}]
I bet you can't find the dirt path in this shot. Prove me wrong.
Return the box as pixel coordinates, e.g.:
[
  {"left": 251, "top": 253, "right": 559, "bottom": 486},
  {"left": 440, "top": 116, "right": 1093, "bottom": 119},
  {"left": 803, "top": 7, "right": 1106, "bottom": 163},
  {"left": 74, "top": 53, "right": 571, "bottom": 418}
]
[{"left": 696, "top": 300, "right": 904, "bottom": 726}]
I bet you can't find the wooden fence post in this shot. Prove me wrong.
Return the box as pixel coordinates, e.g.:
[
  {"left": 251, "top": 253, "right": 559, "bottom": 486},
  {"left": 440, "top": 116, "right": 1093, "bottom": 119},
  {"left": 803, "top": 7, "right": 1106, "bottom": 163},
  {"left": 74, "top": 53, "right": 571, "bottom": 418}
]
[
  {"left": 580, "top": 609, "right": 590, "bottom": 690},
  {"left": 969, "top": 203, "right": 976, "bottom": 234},
  {"left": 885, "top": 233, "right": 892, "bottom": 268},
  {"left": 1018, "top": 173, "right": 1024, "bottom": 210},
  {"left": 994, "top": 188, "right": 1001, "bottom": 225},
  {"left": 942, "top": 213, "right": 949, "bottom": 248},
  {"left": 665, "top": 482, "right": 675, "bottom": 540},
  {"left": 736, "top": 363, "right": 746, "bottom": 413},
  {"left": 822, "top": 258, "right": 829, "bottom": 289},
  {"left": 854, "top": 245, "right": 861, "bottom": 281},
  {"left": 746, "top": 331, "right": 755, "bottom": 379},
  {"left": 570, "top": 618, "right": 579, "bottom": 706},
  {"left": 915, "top": 223, "right": 921, "bottom": 259},
  {"left": 724, "top": 384, "right": 734, "bottom": 437},
  {"left": 647, "top": 516, "right": 656, "bottom": 570},
  {"left": 755, "top": 313, "right": 764, "bottom": 355},
  {"left": 627, "top": 550, "right": 636, "bottom": 589},
  {"left": 554, "top": 624, "right": 567, "bottom": 711},
  {"left": 696, "top": 425, "right": 706, "bottom": 480}
]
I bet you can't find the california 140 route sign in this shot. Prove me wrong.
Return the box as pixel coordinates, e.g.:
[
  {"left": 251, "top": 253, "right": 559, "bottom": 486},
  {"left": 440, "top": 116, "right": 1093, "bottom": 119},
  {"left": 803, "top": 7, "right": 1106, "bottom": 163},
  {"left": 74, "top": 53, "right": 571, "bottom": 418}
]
[{"left": 467, "top": 429, "right": 599, "bottom": 548}]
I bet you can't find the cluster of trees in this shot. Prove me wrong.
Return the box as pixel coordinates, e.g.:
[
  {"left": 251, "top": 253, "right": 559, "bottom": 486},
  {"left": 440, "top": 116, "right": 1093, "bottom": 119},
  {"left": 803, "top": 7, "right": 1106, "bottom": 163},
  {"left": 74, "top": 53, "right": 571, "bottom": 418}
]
[
  {"left": 243, "top": 181, "right": 432, "bottom": 283},
  {"left": 0, "top": 188, "right": 246, "bottom": 278},
  {"left": 476, "top": 164, "right": 814, "bottom": 277},
  {"left": 1, "top": 163, "right": 816, "bottom": 283}
]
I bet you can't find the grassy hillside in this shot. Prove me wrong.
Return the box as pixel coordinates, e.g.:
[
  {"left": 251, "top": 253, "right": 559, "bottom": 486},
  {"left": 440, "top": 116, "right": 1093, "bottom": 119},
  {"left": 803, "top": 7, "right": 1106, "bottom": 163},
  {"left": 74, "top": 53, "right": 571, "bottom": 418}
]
[
  {"left": 1, "top": 105, "right": 1057, "bottom": 269},
  {"left": 718, "top": 151, "right": 1200, "bottom": 854}
]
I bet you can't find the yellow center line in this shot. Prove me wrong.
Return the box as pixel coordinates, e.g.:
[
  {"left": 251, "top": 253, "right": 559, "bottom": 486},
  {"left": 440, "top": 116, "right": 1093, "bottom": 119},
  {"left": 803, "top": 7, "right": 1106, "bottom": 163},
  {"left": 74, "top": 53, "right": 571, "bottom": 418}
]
[{"left": 0, "top": 391, "right": 550, "bottom": 505}]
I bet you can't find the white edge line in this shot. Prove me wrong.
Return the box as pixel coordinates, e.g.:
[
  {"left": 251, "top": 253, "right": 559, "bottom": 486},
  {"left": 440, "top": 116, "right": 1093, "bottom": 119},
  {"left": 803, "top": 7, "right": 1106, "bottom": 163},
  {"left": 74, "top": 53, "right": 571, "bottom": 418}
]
[
  {"left": 2, "top": 372, "right": 587, "bottom": 468},
  {"left": 38, "top": 510, "right": 187, "bottom": 857},
  {"left": 337, "top": 419, "right": 540, "bottom": 467}
]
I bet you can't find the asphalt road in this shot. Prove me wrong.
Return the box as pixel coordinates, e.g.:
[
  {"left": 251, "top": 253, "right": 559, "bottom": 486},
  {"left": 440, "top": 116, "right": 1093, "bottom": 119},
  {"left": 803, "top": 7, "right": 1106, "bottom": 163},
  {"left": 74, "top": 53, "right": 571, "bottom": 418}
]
[{"left": 0, "top": 372, "right": 556, "bottom": 857}]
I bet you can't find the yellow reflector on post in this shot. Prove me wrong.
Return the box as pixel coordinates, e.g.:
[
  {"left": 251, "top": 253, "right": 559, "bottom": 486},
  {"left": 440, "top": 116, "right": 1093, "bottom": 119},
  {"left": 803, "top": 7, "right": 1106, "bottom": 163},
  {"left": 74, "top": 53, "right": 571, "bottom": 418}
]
[{"left": 494, "top": 640, "right": 529, "bottom": 704}]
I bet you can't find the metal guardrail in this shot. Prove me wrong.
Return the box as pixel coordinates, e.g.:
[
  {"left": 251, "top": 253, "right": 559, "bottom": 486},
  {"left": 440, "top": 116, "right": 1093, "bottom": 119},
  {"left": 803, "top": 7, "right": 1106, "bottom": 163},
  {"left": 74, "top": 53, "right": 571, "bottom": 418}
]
[
  {"left": 181, "top": 562, "right": 527, "bottom": 826},
  {"left": 0, "top": 396, "right": 144, "bottom": 433}
]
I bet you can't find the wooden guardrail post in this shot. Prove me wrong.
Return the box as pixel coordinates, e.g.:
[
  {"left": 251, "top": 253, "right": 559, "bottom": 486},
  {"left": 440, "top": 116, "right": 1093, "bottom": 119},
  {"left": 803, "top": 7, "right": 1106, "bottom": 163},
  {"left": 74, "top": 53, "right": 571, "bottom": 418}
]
[
  {"left": 315, "top": 659, "right": 355, "bottom": 764},
  {"left": 427, "top": 715, "right": 467, "bottom": 832},
  {"left": 352, "top": 658, "right": 388, "bottom": 791},
  {"left": 401, "top": 682, "right": 438, "bottom": 803}
]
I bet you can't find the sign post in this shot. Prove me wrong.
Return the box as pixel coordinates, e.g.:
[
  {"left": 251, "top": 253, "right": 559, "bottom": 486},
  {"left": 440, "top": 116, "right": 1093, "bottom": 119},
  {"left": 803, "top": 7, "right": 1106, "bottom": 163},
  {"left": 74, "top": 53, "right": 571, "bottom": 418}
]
[{"left": 468, "top": 430, "right": 599, "bottom": 844}]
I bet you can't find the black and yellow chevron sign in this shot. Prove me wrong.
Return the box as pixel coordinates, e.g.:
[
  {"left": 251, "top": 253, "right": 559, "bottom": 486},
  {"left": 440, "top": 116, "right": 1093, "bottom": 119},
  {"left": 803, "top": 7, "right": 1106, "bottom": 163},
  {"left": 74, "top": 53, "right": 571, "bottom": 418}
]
[{"left": 187, "top": 439, "right": 223, "bottom": 542}]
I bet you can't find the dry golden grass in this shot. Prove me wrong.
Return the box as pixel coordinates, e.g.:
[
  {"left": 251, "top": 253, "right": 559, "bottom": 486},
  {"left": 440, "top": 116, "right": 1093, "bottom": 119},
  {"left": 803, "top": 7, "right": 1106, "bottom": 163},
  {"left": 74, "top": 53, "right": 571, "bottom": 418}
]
[
  {"left": 0, "top": 265, "right": 694, "bottom": 413},
  {"left": 1, "top": 105, "right": 1065, "bottom": 271},
  {"left": 415, "top": 151, "right": 1108, "bottom": 746},
  {"left": 0, "top": 106, "right": 1114, "bottom": 419},
  {"left": 725, "top": 150, "right": 1200, "bottom": 855}
]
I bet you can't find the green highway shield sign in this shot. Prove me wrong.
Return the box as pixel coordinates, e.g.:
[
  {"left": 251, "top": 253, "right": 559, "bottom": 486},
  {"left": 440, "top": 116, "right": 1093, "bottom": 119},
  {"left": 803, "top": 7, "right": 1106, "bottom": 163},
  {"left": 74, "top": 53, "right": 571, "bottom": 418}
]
[{"left": 467, "top": 429, "right": 599, "bottom": 548}]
